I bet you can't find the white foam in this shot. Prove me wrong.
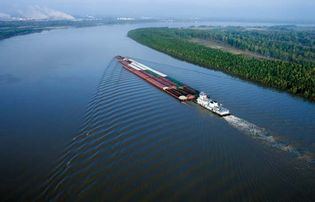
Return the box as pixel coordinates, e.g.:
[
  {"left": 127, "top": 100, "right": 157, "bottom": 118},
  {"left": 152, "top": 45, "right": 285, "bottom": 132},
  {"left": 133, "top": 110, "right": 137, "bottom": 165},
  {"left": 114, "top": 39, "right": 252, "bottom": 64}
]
[
  {"left": 224, "top": 115, "right": 270, "bottom": 141},
  {"left": 223, "top": 115, "right": 304, "bottom": 157}
]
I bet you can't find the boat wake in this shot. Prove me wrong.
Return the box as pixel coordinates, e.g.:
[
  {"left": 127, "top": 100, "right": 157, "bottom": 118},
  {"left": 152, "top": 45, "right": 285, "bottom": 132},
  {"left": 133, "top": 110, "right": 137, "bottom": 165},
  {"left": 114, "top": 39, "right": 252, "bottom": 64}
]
[
  {"left": 31, "top": 58, "right": 315, "bottom": 201},
  {"left": 223, "top": 115, "right": 314, "bottom": 163}
]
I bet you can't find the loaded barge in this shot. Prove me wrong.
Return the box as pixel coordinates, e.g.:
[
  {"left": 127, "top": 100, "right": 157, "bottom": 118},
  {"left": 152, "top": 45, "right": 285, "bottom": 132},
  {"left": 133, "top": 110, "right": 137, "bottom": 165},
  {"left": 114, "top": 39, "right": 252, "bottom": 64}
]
[{"left": 116, "top": 56, "right": 230, "bottom": 116}]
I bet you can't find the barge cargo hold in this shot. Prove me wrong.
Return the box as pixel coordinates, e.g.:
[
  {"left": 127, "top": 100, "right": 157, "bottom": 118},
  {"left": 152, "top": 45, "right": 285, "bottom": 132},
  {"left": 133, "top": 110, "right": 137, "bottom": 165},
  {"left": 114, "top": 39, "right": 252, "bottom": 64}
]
[
  {"left": 116, "top": 56, "right": 230, "bottom": 116},
  {"left": 116, "top": 56, "right": 197, "bottom": 101}
]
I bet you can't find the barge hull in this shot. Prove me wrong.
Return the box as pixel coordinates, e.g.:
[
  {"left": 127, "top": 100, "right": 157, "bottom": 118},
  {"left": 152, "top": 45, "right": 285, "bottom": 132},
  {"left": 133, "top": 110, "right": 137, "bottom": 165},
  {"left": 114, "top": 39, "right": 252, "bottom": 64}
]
[{"left": 116, "top": 56, "right": 196, "bottom": 101}]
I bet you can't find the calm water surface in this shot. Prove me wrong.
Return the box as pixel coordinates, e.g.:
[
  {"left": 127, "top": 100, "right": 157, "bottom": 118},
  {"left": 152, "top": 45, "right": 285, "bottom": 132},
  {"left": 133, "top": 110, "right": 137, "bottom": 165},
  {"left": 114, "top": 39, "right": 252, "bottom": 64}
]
[{"left": 0, "top": 23, "right": 314, "bottom": 201}]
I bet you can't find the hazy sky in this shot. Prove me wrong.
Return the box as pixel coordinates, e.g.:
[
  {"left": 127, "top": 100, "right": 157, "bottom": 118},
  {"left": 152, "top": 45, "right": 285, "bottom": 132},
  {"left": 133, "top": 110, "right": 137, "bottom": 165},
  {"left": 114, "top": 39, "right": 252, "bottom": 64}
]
[{"left": 1, "top": 0, "right": 314, "bottom": 21}]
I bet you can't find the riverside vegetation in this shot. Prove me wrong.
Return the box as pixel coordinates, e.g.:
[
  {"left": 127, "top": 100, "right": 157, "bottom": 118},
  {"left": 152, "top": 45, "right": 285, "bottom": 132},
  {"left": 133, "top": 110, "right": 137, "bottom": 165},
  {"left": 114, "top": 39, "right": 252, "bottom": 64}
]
[
  {"left": 0, "top": 20, "right": 102, "bottom": 40},
  {"left": 0, "top": 19, "right": 156, "bottom": 41},
  {"left": 128, "top": 26, "right": 315, "bottom": 101}
]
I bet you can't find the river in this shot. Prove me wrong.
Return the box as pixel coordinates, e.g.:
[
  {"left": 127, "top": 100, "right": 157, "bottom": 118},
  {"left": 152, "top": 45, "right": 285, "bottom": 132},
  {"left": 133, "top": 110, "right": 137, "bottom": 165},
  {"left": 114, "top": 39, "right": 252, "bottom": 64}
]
[{"left": 0, "top": 22, "right": 314, "bottom": 201}]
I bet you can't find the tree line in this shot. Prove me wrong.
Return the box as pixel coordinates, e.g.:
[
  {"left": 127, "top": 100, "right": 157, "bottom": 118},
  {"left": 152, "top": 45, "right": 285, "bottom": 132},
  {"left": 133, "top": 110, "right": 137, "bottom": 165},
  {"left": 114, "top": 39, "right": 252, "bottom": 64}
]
[
  {"left": 128, "top": 27, "right": 315, "bottom": 101},
  {"left": 173, "top": 26, "right": 315, "bottom": 65}
]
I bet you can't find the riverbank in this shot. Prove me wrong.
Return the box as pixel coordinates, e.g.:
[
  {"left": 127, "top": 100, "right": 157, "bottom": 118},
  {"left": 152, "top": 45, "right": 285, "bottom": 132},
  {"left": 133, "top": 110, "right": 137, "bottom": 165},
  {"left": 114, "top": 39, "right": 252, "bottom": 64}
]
[
  {"left": 1, "top": 23, "right": 315, "bottom": 201},
  {"left": 128, "top": 27, "right": 315, "bottom": 101},
  {"left": 0, "top": 20, "right": 98, "bottom": 40},
  {"left": 0, "top": 19, "right": 157, "bottom": 41}
]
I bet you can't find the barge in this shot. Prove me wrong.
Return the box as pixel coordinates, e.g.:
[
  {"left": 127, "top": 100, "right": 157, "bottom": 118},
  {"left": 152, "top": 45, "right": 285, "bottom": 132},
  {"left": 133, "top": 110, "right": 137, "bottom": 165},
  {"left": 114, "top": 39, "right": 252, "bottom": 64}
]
[{"left": 116, "top": 56, "right": 230, "bottom": 116}]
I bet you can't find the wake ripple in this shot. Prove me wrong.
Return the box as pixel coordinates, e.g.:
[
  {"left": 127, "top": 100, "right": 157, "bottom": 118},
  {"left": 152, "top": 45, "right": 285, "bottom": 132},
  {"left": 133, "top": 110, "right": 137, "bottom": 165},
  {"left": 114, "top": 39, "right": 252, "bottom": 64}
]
[
  {"left": 223, "top": 115, "right": 314, "bottom": 163},
  {"left": 36, "top": 59, "right": 196, "bottom": 201},
  {"left": 34, "top": 58, "right": 315, "bottom": 201}
]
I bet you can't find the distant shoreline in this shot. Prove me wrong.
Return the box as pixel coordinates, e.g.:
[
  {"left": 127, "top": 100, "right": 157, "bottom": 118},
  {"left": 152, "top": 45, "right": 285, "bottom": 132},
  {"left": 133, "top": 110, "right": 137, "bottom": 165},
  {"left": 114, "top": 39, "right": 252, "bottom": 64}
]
[
  {"left": 0, "top": 19, "right": 157, "bottom": 41},
  {"left": 1, "top": 19, "right": 314, "bottom": 41}
]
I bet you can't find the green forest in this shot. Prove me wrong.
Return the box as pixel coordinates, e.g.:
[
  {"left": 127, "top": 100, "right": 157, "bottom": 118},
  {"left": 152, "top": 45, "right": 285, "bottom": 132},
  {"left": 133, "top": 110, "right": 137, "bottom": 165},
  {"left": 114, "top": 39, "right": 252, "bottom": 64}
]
[
  {"left": 174, "top": 26, "right": 315, "bottom": 64},
  {"left": 128, "top": 27, "right": 315, "bottom": 101}
]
